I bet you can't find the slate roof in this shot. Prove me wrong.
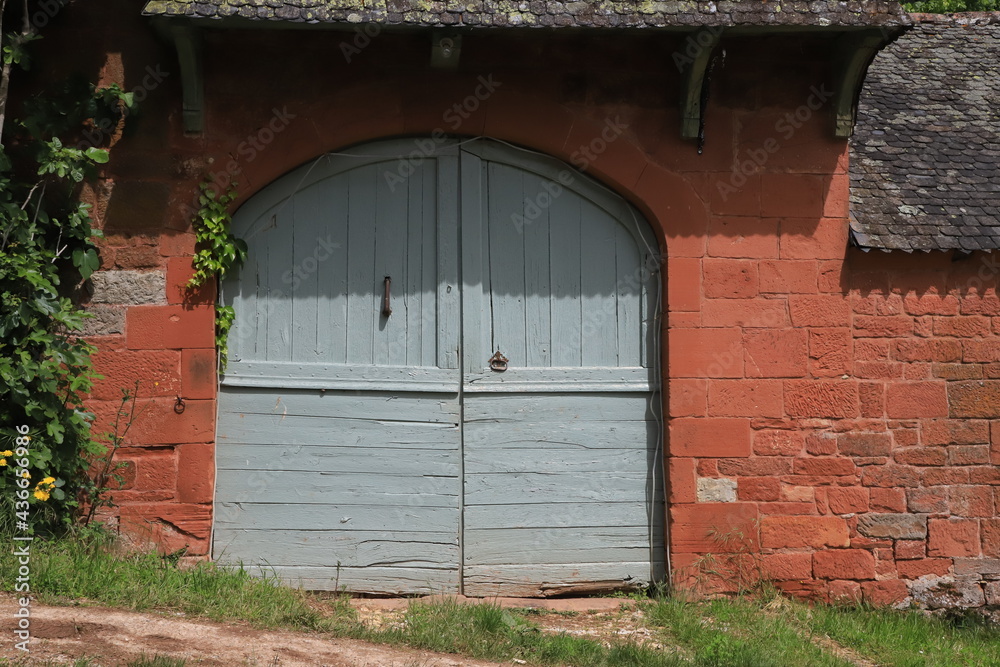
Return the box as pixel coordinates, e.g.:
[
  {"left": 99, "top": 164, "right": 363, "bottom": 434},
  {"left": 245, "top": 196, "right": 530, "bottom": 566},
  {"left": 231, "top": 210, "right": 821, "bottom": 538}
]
[
  {"left": 142, "top": 0, "right": 908, "bottom": 28},
  {"left": 850, "top": 13, "right": 1000, "bottom": 252}
]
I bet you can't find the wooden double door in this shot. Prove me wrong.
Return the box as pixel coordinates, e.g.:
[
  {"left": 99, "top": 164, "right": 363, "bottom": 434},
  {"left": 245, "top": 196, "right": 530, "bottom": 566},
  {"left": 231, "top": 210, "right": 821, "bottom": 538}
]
[{"left": 214, "top": 138, "right": 664, "bottom": 596}]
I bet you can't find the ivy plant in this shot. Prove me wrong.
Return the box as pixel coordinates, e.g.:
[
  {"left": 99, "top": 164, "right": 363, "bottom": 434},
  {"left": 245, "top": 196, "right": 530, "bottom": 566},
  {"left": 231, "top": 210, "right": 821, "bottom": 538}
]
[{"left": 188, "top": 179, "right": 247, "bottom": 372}]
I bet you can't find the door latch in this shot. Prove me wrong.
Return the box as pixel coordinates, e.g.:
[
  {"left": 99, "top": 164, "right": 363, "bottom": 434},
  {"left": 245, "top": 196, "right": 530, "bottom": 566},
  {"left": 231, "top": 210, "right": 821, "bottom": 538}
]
[
  {"left": 488, "top": 350, "right": 509, "bottom": 372},
  {"left": 382, "top": 276, "right": 392, "bottom": 317}
]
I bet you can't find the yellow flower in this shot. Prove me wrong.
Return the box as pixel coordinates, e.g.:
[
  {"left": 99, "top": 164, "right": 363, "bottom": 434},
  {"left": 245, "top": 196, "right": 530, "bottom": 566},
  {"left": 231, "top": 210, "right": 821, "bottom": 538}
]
[
  {"left": 1, "top": 450, "right": 12, "bottom": 456},
  {"left": 41, "top": 476, "right": 55, "bottom": 485},
  {"left": 21, "top": 470, "right": 30, "bottom": 479},
  {"left": 33, "top": 489, "right": 50, "bottom": 501},
  {"left": 0, "top": 459, "right": 6, "bottom": 467}
]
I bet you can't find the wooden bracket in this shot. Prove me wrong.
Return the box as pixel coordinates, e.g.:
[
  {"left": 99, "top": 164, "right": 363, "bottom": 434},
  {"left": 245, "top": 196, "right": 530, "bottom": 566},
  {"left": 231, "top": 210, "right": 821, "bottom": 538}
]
[
  {"left": 151, "top": 18, "right": 204, "bottom": 135},
  {"left": 832, "top": 31, "right": 886, "bottom": 139},
  {"left": 431, "top": 32, "right": 461, "bottom": 70},
  {"left": 679, "top": 27, "right": 723, "bottom": 140}
]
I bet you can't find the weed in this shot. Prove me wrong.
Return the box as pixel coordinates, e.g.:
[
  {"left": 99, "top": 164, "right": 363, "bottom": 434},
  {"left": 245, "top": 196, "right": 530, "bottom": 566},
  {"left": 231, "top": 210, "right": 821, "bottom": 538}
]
[{"left": 128, "top": 655, "right": 187, "bottom": 667}]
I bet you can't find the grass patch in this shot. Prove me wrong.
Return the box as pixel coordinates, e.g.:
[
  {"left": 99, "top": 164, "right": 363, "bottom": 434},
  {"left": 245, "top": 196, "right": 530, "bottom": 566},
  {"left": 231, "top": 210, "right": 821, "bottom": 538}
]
[
  {"left": 0, "top": 531, "right": 357, "bottom": 633},
  {"left": 645, "top": 596, "right": 853, "bottom": 667},
  {"left": 365, "top": 597, "right": 687, "bottom": 666},
  {"left": 802, "top": 603, "right": 1000, "bottom": 667}
]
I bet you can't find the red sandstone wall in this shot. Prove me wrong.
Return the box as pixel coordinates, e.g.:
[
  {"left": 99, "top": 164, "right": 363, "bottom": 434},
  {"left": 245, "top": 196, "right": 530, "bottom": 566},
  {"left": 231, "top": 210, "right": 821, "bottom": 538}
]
[{"left": 26, "top": 2, "right": 999, "bottom": 605}]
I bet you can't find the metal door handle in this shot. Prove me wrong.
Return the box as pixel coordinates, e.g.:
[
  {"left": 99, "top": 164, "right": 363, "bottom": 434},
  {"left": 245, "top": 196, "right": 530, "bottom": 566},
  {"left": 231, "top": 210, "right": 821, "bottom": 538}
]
[
  {"left": 382, "top": 276, "right": 392, "bottom": 317},
  {"left": 489, "top": 351, "right": 508, "bottom": 372}
]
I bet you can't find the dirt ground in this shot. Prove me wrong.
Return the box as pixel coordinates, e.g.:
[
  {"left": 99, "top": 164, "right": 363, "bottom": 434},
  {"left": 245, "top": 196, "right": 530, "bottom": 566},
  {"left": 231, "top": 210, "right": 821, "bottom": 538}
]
[{"left": 0, "top": 595, "right": 657, "bottom": 666}]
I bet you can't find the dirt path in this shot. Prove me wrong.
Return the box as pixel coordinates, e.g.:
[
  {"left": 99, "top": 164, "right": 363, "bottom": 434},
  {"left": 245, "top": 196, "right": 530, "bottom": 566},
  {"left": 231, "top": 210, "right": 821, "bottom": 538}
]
[{"left": 0, "top": 598, "right": 505, "bottom": 666}]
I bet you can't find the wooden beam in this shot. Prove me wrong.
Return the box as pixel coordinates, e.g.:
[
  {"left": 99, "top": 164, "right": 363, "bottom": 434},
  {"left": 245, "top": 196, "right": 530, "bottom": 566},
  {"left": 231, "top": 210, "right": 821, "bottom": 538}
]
[
  {"left": 832, "top": 32, "right": 886, "bottom": 139},
  {"left": 170, "top": 24, "right": 204, "bottom": 135},
  {"left": 678, "top": 27, "right": 723, "bottom": 140}
]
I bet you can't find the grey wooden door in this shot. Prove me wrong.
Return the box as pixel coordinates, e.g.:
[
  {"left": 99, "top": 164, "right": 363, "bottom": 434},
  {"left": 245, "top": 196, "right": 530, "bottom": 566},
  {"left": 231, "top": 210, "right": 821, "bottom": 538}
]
[{"left": 214, "top": 139, "right": 663, "bottom": 595}]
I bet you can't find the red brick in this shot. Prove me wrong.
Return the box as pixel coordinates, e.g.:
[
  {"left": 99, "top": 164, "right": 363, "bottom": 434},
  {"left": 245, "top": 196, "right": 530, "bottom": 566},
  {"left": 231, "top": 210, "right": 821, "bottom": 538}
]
[
  {"left": 88, "top": 397, "right": 215, "bottom": 447},
  {"left": 827, "top": 487, "right": 869, "bottom": 514},
  {"left": 894, "top": 447, "right": 947, "bottom": 466},
  {"left": 784, "top": 380, "right": 859, "bottom": 419},
  {"left": 115, "top": 244, "right": 163, "bottom": 269},
  {"left": 789, "top": 295, "right": 850, "bottom": 327},
  {"left": 933, "top": 316, "right": 991, "bottom": 338},
  {"left": 928, "top": 518, "right": 980, "bottom": 557},
  {"left": 855, "top": 339, "right": 891, "bottom": 361},
  {"left": 893, "top": 428, "right": 919, "bottom": 448},
  {"left": 744, "top": 329, "right": 808, "bottom": 378},
  {"left": 760, "top": 501, "right": 816, "bottom": 515},
  {"left": 853, "top": 316, "right": 914, "bottom": 338},
  {"left": 670, "top": 418, "right": 751, "bottom": 457},
  {"left": 90, "top": 344, "right": 181, "bottom": 402},
  {"left": 922, "top": 467, "right": 969, "bottom": 486},
  {"left": 759, "top": 260, "right": 818, "bottom": 294},
  {"left": 855, "top": 361, "right": 902, "bottom": 380},
  {"left": 159, "top": 232, "right": 197, "bottom": 257},
  {"left": 893, "top": 339, "right": 962, "bottom": 363},
  {"left": 813, "top": 549, "right": 876, "bottom": 580},
  {"left": 948, "top": 486, "right": 995, "bottom": 517},
  {"left": 897, "top": 558, "right": 953, "bottom": 579},
  {"left": 993, "top": 421, "right": 1000, "bottom": 464},
  {"left": 762, "top": 175, "right": 825, "bottom": 218},
  {"left": 668, "top": 258, "right": 701, "bottom": 312},
  {"left": 862, "top": 464, "right": 921, "bottom": 488},
  {"left": 963, "top": 341, "right": 1000, "bottom": 363},
  {"left": 922, "top": 419, "right": 990, "bottom": 446},
  {"left": 806, "top": 328, "right": 849, "bottom": 377},
  {"left": 126, "top": 449, "right": 178, "bottom": 493},
  {"left": 176, "top": 443, "right": 214, "bottom": 503},
  {"left": 886, "top": 382, "right": 948, "bottom": 419},
  {"left": 701, "top": 299, "right": 788, "bottom": 328},
  {"left": 670, "top": 503, "right": 759, "bottom": 553},
  {"left": 669, "top": 328, "right": 743, "bottom": 378},
  {"left": 181, "top": 349, "right": 217, "bottom": 400},
  {"left": 948, "top": 445, "right": 991, "bottom": 466},
  {"left": 819, "top": 260, "right": 845, "bottom": 292},
  {"left": 857, "top": 294, "right": 901, "bottom": 320},
  {"left": 738, "top": 477, "right": 780, "bottom": 502},
  {"left": 862, "top": 580, "right": 909, "bottom": 606},
  {"left": 792, "top": 458, "right": 856, "bottom": 476},
  {"left": 708, "top": 216, "right": 778, "bottom": 258},
  {"left": 119, "top": 503, "right": 212, "bottom": 555},
  {"left": 126, "top": 305, "right": 216, "bottom": 350},
  {"left": 895, "top": 540, "right": 926, "bottom": 560},
  {"left": 779, "top": 217, "right": 848, "bottom": 260},
  {"left": 763, "top": 553, "right": 813, "bottom": 581},
  {"left": 869, "top": 488, "right": 907, "bottom": 512},
  {"left": 669, "top": 458, "right": 696, "bottom": 504},
  {"left": 982, "top": 518, "right": 1000, "bottom": 558},
  {"left": 859, "top": 382, "right": 885, "bottom": 417},
  {"left": 709, "top": 380, "right": 783, "bottom": 418},
  {"left": 753, "top": 429, "right": 804, "bottom": 456},
  {"left": 166, "top": 256, "right": 216, "bottom": 306},
  {"left": 761, "top": 516, "right": 850, "bottom": 548},
  {"left": 904, "top": 293, "right": 961, "bottom": 316},
  {"left": 969, "top": 465, "right": 1000, "bottom": 484},
  {"left": 960, "top": 293, "right": 1000, "bottom": 316},
  {"left": 932, "top": 363, "right": 983, "bottom": 380},
  {"left": 828, "top": 580, "right": 862, "bottom": 603},
  {"left": 717, "top": 457, "right": 792, "bottom": 476},
  {"left": 669, "top": 379, "right": 709, "bottom": 417},
  {"left": 805, "top": 431, "right": 838, "bottom": 455},
  {"left": 838, "top": 432, "right": 891, "bottom": 457},
  {"left": 703, "top": 259, "right": 758, "bottom": 299}
]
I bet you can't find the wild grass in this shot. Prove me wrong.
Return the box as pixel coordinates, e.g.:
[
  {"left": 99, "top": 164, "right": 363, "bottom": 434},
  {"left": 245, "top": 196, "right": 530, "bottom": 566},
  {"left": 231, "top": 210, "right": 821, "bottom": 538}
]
[{"left": 4, "top": 531, "right": 1000, "bottom": 667}]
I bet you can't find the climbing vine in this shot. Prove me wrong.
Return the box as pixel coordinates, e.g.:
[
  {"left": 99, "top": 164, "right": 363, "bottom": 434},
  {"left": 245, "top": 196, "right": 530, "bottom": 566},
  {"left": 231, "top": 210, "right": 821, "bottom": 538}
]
[
  {"left": 188, "top": 179, "right": 247, "bottom": 372},
  {"left": 0, "top": 13, "right": 135, "bottom": 530}
]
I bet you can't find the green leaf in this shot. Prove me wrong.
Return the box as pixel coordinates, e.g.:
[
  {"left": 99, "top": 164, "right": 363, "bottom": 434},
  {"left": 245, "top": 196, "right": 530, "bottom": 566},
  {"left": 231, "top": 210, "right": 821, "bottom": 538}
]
[{"left": 84, "top": 147, "right": 110, "bottom": 164}]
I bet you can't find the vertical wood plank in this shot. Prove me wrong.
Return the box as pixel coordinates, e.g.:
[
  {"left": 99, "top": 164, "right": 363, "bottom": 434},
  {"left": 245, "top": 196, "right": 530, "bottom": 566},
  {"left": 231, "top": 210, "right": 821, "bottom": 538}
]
[
  {"left": 422, "top": 158, "right": 440, "bottom": 368},
  {"left": 346, "top": 165, "right": 377, "bottom": 365},
  {"left": 460, "top": 150, "right": 486, "bottom": 375},
  {"left": 438, "top": 151, "right": 461, "bottom": 371},
  {"left": 374, "top": 161, "right": 409, "bottom": 367},
  {"left": 521, "top": 173, "right": 552, "bottom": 368},
  {"left": 264, "top": 205, "right": 294, "bottom": 362},
  {"left": 616, "top": 223, "right": 642, "bottom": 368},
  {"left": 487, "top": 163, "right": 527, "bottom": 367},
  {"left": 549, "top": 194, "right": 582, "bottom": 366},
  {"left": 314, "top": 175, "right": 350, "bottom": 364},
  {"left": 289, "top": 184, "right": 320, "bottom": 363},
  {"left": 580, "top": 200, "right": 618, "bottom": 367}
]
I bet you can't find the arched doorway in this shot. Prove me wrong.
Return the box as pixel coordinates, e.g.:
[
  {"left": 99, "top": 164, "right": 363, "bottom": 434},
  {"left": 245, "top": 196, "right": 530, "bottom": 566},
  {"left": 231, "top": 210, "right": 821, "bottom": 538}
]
[{"left": 213, "top": 138, "right": 664, "bottom": 596}]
